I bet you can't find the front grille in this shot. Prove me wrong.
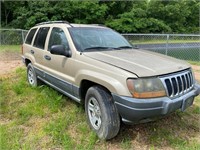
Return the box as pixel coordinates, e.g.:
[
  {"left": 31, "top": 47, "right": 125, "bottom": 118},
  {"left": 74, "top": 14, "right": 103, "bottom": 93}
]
[{"left": 160, "top": 69, "right": 194, "bottom": 98}]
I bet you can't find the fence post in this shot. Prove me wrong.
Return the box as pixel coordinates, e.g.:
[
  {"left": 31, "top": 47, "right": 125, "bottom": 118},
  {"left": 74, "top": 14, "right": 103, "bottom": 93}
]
[
  {"left": 165, "top": 34, "right": 169, "bottom": 55},
  {"left": 21, "top": 30, "right": 24, "bottom": 44}
]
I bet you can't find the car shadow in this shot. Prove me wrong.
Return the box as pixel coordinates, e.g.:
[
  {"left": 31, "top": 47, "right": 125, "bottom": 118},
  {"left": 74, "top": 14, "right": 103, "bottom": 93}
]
[{"left": 108, "top": 109, "right": 200, "bottom": 148}]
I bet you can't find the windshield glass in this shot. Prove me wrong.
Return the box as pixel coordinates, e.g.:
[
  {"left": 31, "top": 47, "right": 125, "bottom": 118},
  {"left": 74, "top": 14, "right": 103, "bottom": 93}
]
[{"left": 68, "top": 27, "right": 132, "bottom": 52}]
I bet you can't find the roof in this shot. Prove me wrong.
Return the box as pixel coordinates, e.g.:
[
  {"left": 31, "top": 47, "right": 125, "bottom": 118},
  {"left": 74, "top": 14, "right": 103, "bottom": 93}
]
[{"left": 35, "top": 21, "right": 107, "bottom": 28}]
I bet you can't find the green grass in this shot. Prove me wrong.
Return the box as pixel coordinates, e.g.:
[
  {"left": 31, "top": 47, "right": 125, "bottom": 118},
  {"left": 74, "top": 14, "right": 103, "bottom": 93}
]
[
  {"left": 188, "top": 61, "right": 200, "bottom": 66},
  {"left": 0, "top": 45, "right": 21, "bottom": 53},
  {"left": 0, "top": 68, "right": 98, "bottom": 149},
  {"left": 0, "top": 67, "right": 200, "bottom": 150},
  {"left": 145, "top": 48, "right": 200, "bottom": 61}
]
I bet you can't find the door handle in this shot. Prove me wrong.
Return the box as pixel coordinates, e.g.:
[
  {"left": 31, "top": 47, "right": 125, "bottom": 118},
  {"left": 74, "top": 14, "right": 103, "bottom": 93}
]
[
  {"left": 44, "top": 55, "right": 51, "bottom": 60},
  {"left": 30, "top": 50, "right": 34, "bottom": 54}
]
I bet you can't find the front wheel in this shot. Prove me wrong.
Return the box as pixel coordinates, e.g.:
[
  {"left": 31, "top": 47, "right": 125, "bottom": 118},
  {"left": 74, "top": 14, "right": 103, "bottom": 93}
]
[{"left": 85, "top": 86, "right": 120, "bottom": 140}]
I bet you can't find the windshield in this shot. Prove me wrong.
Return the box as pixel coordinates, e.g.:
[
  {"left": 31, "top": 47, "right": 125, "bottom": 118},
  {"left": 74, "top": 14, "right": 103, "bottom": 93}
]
[{"left": 68, "top": 27, "right": 132, "bottom": 52}]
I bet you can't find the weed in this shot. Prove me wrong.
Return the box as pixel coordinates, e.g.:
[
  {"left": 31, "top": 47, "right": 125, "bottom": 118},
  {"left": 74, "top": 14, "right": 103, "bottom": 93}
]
[
  {"left": 12, "top": 81, "right": 25, "bottom": 95},
  {"left": 0, "top": 125, "right": 9, "bottom": 150},
  {"left": 44, "top": 114, "right": 75, "bottom": 149},
  {"left": 192, "top": 105, "right": 200, "bottom": 114},
  {"left": 0, "top": 125, "right": 24, "bottom": 150},
  {"left": 120, "top": 136, "right": 132, "bottom": 149},
  {"left": 17, "top": 107, "right": 33, "bottom": 124}
]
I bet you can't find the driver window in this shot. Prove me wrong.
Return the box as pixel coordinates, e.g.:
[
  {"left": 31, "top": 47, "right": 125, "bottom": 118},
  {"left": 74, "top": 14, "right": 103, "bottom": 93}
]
[{"left": 48, "top": 27, "right": 69, "bottom": 51}]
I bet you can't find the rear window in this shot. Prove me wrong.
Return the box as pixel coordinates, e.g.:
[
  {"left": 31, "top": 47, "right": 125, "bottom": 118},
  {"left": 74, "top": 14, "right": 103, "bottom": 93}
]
[
  {"left": 25, "top": 28, "right": 37, "bottom": 44},
  {"left": 33, "top": 27, "right": 50, "bottom": 49}
]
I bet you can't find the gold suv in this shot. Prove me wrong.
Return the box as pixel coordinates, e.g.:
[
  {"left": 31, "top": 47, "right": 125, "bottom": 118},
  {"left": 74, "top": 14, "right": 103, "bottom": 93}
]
[{"left": 22, "top": 21, "right": 200, "bottom": 140}]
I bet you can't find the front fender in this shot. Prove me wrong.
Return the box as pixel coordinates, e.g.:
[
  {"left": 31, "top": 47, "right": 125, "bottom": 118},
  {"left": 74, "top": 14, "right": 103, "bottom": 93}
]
[{"left": 75, "top": 69, "right": 131, "bottom": 96}]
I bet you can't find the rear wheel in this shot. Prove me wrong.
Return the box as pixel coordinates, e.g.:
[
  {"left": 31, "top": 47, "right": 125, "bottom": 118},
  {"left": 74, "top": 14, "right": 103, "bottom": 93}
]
[
  {"left": 85, "top": 86, "right": 120, "bottom": 140},
  {"left": 27, "top": 63, "right": 41, "bottom": 86}
]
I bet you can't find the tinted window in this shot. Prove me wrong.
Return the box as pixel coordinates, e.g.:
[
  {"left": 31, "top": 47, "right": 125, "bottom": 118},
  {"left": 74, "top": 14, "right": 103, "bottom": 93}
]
[
  {"left": 48, "top": 27, "right": 69, "bottom": 51},
  {"left": 33, "top": 27, "right": 50, "bottom": 49},
  {"left": 25, "top": 28, "right": 37, "bottom": 44}
]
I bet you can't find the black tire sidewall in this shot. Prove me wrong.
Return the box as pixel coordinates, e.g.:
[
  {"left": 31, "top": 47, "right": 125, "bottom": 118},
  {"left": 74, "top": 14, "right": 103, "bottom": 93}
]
[{"left": 85, "top": 86, "right": 120, "bottom": 140}]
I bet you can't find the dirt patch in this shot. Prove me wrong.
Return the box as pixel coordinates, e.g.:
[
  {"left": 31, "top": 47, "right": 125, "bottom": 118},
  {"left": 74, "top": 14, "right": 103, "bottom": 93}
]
[
  {"left": 0, "top": 51, "right": 21, "bottom": 61},
  {"left": 0, "top": 52, "right": 23, "bottom": 75},
  {"left": 0, "top": 60, "right": 23, "bottom": 75}
]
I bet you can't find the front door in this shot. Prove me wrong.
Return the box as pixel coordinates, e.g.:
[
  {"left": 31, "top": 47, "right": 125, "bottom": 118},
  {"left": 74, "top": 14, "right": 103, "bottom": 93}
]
[{"left": 43, "top": 27, "right": 74, "bottom": 95}]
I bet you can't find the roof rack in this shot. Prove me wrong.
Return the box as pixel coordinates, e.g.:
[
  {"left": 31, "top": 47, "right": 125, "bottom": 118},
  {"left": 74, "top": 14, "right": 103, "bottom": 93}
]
[
  {"left": 91, "top": 24, "right": 106, "bottom": 27},
  {"left": 35, "top": 21, "right": 73, "bottom": 27}
]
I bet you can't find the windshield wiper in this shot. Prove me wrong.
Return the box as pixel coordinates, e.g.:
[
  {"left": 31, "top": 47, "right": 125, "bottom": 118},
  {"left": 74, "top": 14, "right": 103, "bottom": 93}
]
[
  {"left": 117, "top": 46, "right": 133, "bottom": 49},
  {"left": 83, "top": 46, "right": 116, "bottom": 51},
  {"left": 83, "top": 46, "right": 132, "bottom": 51}
]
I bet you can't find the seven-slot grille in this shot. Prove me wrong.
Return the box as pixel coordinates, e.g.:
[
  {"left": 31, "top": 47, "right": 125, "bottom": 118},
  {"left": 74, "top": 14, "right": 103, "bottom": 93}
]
[{"left": 160, "top": 69, "right": 194, "bottom": 98}]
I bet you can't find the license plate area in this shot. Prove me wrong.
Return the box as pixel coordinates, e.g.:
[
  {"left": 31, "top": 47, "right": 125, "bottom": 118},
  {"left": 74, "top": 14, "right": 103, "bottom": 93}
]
[{"left": 181, "top": 97, "right": 194, "bottom": 111}]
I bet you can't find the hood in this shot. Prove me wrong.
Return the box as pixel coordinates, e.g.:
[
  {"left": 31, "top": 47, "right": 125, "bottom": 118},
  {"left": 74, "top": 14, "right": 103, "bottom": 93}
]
[{"left": 83, "top": 49, "right": 190, "bottom": 77}]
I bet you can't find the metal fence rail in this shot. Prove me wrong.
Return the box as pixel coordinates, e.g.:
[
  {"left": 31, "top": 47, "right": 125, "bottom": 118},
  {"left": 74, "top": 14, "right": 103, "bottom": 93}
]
[
  {"left": 0, "top": 29, "right": 28, "bottom": 45},
  {"left": 0, "top": 29, "right": 199, "bottom": 61}
]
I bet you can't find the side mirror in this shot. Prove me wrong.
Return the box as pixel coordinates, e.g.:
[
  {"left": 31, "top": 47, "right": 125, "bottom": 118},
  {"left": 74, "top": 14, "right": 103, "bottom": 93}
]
[{"left": 50, "top": 45, "right": 72, "bottom": 57}]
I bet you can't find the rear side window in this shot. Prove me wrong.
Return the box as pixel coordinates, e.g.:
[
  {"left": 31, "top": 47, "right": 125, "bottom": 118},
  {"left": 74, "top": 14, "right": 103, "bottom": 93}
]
[
  {"left": 25, "top": 28, "right": 37, "bottom": 44},
  {"left": 33, "top": 27, "right": 50, "bottom": 49}
]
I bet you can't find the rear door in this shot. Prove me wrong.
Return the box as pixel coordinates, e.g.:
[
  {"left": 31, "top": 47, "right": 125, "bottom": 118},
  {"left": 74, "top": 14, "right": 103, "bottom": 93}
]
[{"left": 31, "top": 27, "right": 50, "bottom": 73}]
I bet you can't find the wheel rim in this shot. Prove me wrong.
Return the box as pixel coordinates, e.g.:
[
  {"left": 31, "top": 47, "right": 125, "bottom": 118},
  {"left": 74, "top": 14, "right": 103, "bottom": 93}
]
[
  {"left": 28, "top": 68, "right": 35, "bottom": 85},
  {"left": 87, "top": 97, "right": 102, "bottom": 130}
]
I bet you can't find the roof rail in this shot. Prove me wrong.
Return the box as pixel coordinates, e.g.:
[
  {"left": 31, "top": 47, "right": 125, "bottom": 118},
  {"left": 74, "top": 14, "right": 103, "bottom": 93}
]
[
  {"left": 35, "top": 21, "right": 73, "bottom": 27},
  {"left": 91, "top": 24, "right": 106, "bottom": 27}
]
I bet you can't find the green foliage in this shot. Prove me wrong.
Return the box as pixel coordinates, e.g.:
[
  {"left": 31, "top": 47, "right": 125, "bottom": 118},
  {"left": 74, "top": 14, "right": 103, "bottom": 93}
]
[
  {"left": 1, "top": 0, "right": 199, "bottom": 33},
  {"left": 106, "top": 12, "right": 171, "bottom": 33},
  {"left": 106, "top": 0, "right": 199, "bottom": 33}
]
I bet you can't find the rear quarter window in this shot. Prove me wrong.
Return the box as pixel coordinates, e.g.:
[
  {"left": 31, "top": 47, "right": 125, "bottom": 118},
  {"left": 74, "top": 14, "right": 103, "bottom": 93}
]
[{"left": 25, "top": 28, "right": 37, "bottom": 44}]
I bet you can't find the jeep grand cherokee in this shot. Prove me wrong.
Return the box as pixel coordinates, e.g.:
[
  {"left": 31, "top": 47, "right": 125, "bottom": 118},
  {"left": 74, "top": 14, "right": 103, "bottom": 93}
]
[{"left": 22, "top": 21, "right": 200, "bottom": 140}]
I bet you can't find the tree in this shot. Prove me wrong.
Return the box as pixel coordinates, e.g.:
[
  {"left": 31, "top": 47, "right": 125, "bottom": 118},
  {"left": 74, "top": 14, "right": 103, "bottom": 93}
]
[
  {"left": 106, "top": 1, "right": 171, "bottom": 33},
  {"left": 5, "top": 0, "right": 108, "bottom": 29},
  {"left": 11, "top": 1, "right": 53, "bottom": 29},
  {"left": 147, "top": 0, "right": 199, "bottom": 33},
  {"left": 1, "top": 1, "right": 24, "bottom": 27},
  {"left": 1, "top": 0, "right": 199, "bottom": 33}
]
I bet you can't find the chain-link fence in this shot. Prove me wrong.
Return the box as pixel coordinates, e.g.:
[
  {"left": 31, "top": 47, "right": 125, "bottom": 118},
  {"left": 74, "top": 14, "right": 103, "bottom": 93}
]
[
  {"left": 0, "top": 29, "right": 199, "bottom": 61},
  {"left": 0, "top": 29, "right": 28, "bottom": 45},
  {"left": 123, "top": 34, "right": 200, "bottom": 61}
]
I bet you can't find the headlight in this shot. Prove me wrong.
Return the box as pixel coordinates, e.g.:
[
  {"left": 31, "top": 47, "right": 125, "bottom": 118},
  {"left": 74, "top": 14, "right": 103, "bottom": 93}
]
[{"left": 127, "top": 78, "right": 166, "bottom": 98}]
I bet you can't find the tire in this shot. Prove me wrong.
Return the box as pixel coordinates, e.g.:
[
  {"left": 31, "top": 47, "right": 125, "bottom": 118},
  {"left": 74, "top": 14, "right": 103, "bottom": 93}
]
[
  {"left": 27, "top": 63, "right": 41, "bottom": 86},
  {"left": 85, "top": 86, "right": 120, "bottom": 140}
]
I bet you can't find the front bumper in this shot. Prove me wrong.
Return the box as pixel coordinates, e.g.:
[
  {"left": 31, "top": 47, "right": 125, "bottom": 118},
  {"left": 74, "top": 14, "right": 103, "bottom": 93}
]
[{"left": 112, "top": 83, "right": 200, "bottom": 124}]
